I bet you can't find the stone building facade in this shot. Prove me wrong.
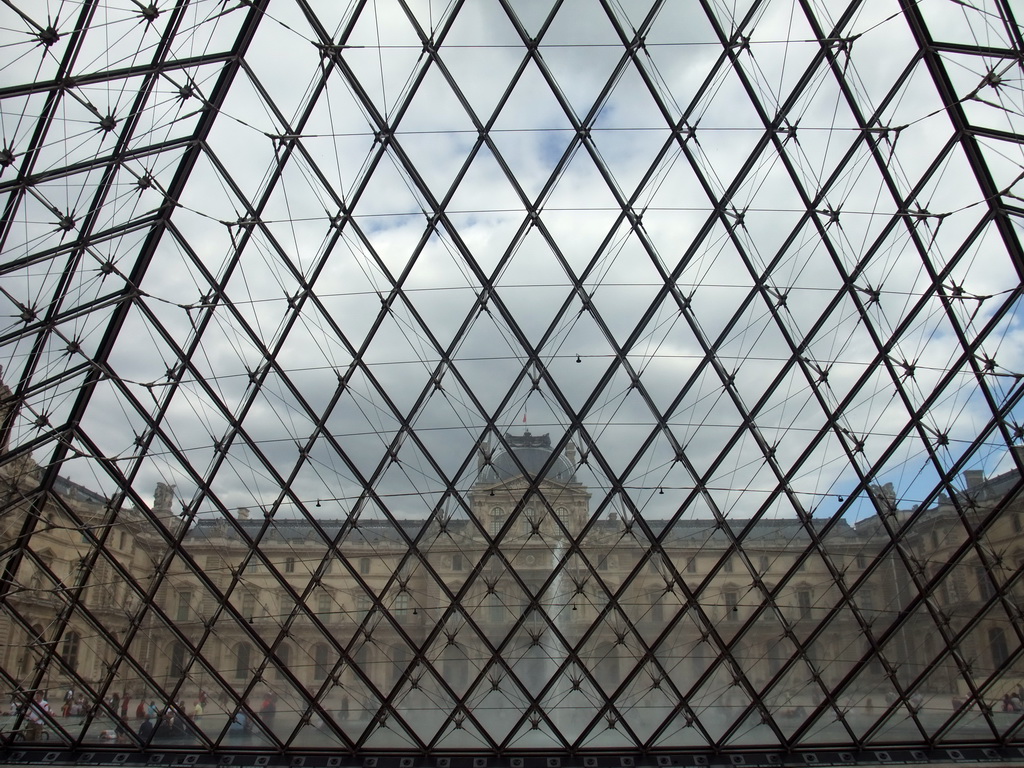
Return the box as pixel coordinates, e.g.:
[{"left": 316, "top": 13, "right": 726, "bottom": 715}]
[{"left": 1, "top": 401, "right": 1021, "bottom": 744}]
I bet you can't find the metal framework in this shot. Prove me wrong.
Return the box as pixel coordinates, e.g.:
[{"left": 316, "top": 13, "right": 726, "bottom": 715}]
[{"left": 1, "top": 0, "right": 1024, "bottom": 763}]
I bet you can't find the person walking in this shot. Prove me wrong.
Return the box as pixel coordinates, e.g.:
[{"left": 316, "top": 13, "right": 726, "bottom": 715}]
[
  {"left": 26, "top": 693, "right": 50, "bottom": 741},
  {"left": 138, "top": 715, "right": 153, "bottom": 742}
]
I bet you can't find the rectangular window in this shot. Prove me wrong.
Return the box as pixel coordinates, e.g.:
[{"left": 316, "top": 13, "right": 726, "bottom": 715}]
[
  {"left": 235, "top": 643, "right": 251, "bottom": 679},
  {"left": 977, "top": 566, "right": 995, "bottom": 601},
  {"left": 650, "top": 590, "right": 663, "bottom": 622},
  {"left": 317, "top": 591, "right": 332, "bottom": 618},
  {"left": 687, "top": 558, "right": 697, "bottom": 574},
  {"left": 724, "top": 590, "right": 738, "bottom": 620},
  {"left": 170, "top": 642, "right": 185, "bottom": 678},
  {"left": 242, "top": 591, "right": 256, "bottom": 619},
  {"left": 860, "top": 587, "right": 875, "bottom": 613},
  {"left": 285, "top": 557, "right": 296, "bottom": 573},
  {"left": 314, "top": 644, "right": 329, "bottom": 681},
  {"left": 990, "top": 627, "right": 1009, "bottom": 667},
  {"left": 275, "top": 645, "right": 290, "bottom": 680},
  {"left": 489, "top": 595, "right": 503, "bottom": 623},
  {"left": 176, "top": 592, "right": 191, "bottom": 622},
  {"left": 452, "top": 554, "right": 463, "bottom": 571},
  {"left": 394, "top": 592, "right": 410, "bottom": 616},
  {"left": 61, "top": 632, "right": 80, "bottom": 672},
  {"left": 943, "top": 578, "right": 956, "bottom": 606},
  {"left": 556, "top": 507, "right": 570, "bottom": 525},
  {"left": 360, "top": 558, "right": 371, "bottom": 575},
  {"left": 797, "top": 590, "right": 812, "bottom": 620},
  {"left": 390, "top": 644, "right": 408, "bottom": 685},
  {"left": 444, "top": 654, "right": 468, "bottom": 692},
  {"left": 723, "top": 557, "right": 733, "bottom": 573}
]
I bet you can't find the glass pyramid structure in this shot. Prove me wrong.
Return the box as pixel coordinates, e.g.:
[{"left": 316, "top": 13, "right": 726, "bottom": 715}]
[{"left": 1, "top": 0, "right": 1023, "bottom": 761}]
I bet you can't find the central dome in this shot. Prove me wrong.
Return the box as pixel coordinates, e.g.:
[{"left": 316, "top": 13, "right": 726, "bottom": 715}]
[{"left": 482, "top": 431, "right": 577, "bottom": 484}]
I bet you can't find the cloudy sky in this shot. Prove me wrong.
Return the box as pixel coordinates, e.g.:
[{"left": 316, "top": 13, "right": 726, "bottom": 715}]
[{"left": 1, "top": 0, "right": 1022, "bottom": 531}]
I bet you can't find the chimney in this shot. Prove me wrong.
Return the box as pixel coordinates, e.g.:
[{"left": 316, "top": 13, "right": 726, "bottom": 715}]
[
  {"left": 963, "top": 470, "right": 985, "bottom": 489},
  {"left": 236, "top": 507, "right": 250, "bottom": 520}
]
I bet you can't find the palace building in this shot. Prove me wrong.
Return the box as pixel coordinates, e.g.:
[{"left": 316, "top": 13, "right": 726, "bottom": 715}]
[{"left": 1, "top": 395, "right": 1021, "bottom": 749}]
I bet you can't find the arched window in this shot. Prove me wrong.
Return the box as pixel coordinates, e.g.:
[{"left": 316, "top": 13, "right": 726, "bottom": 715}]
[
  {"left": 490, "top": 507, "right": 505, "bottom": 536},
  {"left": 235, "top": 642, "right": 252, "bottom": 679}
]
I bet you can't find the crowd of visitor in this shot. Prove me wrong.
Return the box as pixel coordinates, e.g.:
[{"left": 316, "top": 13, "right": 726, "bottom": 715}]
[{"left": 3, "top": 688, "right": 273, "bottom": 742}]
